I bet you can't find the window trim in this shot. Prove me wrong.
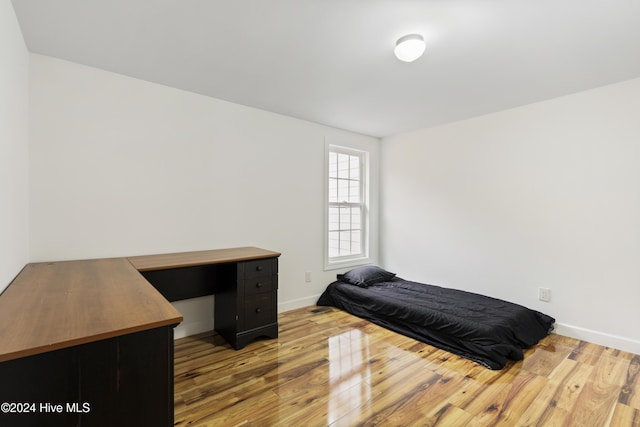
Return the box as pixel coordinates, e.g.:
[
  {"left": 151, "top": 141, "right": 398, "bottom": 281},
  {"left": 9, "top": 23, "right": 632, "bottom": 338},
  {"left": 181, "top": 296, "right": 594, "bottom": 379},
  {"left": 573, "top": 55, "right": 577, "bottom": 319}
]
[{"left": 324, "top": 144, "right": 370, "bottom": 270}]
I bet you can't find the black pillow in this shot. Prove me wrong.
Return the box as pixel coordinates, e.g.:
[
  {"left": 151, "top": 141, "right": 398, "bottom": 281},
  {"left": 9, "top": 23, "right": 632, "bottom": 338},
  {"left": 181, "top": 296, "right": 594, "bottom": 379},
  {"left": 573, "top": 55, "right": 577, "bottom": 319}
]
[{"left": 337, "top": 265, "right": 396, "bottom": 288}]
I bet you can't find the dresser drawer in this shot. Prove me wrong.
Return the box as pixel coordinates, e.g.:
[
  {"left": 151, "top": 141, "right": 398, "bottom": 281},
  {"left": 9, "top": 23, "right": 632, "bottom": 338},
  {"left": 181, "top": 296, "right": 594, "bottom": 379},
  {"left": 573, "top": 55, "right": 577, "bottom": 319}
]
[
  {"left": 243, "top": 277, "right": 275, "bottom": 296},
  {"left": 243, "top": 294, "right": 275, "bottom": 330},
  {"left": 241, "top": 258, "right": 276, "bottom": 279}
]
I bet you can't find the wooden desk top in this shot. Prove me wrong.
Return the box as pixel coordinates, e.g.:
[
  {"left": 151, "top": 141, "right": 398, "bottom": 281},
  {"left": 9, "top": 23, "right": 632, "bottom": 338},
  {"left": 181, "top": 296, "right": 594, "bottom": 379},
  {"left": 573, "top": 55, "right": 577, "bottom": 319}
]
[
  {"left": 0, "top": 247, "right": 280, "bottom": 362},
  {"left": 129, "top": 246, "right": 281, "bottom": 272}
]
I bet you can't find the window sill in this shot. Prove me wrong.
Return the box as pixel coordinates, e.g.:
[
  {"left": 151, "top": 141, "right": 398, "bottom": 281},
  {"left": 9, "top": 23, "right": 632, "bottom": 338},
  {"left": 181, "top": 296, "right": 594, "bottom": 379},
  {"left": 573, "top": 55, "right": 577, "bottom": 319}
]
[{"left": 324, "top": 256, "right": 372, "bottom": 272}]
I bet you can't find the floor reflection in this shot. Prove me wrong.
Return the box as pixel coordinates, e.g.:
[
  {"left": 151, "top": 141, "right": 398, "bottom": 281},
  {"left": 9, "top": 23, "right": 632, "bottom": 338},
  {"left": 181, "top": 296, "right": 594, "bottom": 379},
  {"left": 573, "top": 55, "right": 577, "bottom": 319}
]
[{"left": 328, "top": 329, "right": 373, "bottom": 424}]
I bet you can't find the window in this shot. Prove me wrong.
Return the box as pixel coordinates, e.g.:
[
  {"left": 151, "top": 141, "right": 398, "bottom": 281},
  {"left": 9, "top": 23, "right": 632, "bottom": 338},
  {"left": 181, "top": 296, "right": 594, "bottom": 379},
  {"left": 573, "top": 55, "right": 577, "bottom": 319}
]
[{"left": 326, "top": 145, "right": 369, "bottom": 268}]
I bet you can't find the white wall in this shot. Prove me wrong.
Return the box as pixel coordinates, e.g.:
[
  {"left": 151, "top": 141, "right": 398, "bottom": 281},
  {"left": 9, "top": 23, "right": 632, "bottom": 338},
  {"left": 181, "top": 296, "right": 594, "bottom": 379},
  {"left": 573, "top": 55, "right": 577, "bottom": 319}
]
[
  {"left": 381, "top": 77, "right": 640, "bottom": 354},
  {"left": 0, "top": 1, "right": 29, "bottom": 293},
  {"left": 29, "top": 55, "right": 379, "bottom": 337}
]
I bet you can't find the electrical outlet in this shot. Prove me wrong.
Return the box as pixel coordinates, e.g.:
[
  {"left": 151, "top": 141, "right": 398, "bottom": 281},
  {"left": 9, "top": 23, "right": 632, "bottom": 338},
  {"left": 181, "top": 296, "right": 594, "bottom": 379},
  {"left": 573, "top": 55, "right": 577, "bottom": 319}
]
[
  {"left": 538, "top": 287, "right": 551, "bottom": 302},
  {"left": 305, "top": 271, "right": 312, "bottom": 283}
]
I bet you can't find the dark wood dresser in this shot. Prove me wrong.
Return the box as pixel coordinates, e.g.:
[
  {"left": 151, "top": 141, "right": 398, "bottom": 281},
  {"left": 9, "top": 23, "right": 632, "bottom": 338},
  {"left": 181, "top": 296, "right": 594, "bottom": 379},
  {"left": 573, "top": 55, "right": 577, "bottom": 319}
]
[{"left": 216, "top": 257, "right": 279, "bottom": 349}]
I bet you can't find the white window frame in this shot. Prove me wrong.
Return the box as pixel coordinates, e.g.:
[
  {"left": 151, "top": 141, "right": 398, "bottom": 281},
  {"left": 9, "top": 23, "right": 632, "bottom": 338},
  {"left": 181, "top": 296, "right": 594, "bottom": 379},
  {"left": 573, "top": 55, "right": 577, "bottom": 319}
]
[{"left": 324, "top": 144, "right": 370, "bottom": 270}]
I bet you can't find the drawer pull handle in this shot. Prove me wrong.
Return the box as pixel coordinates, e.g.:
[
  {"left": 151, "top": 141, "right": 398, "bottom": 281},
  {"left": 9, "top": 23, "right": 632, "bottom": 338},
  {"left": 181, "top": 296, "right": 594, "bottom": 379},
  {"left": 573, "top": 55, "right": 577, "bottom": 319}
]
[
  {"left": 256, "top": 266, "right": 263, "bottom": 271},
  {"left": 256, "top": 282, "right": 263, "bottom": 288},
  {"left": 255, "top": 308, "right": 262, "bottom": 313}
]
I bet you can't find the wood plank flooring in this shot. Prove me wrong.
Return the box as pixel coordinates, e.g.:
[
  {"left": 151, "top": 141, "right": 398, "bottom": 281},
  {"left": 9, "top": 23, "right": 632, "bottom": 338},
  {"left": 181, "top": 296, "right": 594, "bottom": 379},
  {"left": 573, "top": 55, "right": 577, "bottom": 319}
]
[{"left": 174, "top": 306, "right": 640, "bottom": 426}]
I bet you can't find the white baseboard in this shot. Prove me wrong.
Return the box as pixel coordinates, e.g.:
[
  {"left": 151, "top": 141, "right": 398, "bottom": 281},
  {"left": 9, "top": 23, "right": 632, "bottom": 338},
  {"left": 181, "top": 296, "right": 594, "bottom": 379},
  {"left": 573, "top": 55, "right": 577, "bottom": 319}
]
[
  {"left": 555, "top": 322, "right": 640, "bottom": 355},
  {"left": 278, "top": 294, "right": 322, "bottom": 313},
  {"left": 174, "top": 319, "right": 214, "bottom": 339},
  {"left": 171, "top": 295, "right": 214, "bottom": 339}
]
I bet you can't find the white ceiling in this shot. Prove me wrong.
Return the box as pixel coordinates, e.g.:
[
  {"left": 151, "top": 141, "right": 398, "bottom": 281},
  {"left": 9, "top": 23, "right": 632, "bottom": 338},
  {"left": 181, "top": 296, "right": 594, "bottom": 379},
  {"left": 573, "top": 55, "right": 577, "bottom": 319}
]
[{"left": 11, "top": 0, "right": 640, "bottom": 137}]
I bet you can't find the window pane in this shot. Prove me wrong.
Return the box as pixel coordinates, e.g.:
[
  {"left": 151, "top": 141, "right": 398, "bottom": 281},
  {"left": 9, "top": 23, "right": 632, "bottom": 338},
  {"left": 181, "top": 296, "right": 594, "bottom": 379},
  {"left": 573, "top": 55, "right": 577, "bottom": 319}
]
[
  {"left": 328, "top": 207, "right": 339, "bottom": 231},
  {"left": 351, "top": 208, "right": 361, "bottom": 229},
  {"left": 352, "top": 230, "right": 361, "bottom": 252},
  {"left": 328, "top": 231, "right": 340, "bottom": 258},
  {"left": 339, "top": 231, "right": 351, "bottom": 255},
  {"left": 349, "top": 156, "right": 360, "bottom": 180},
  {"left": 328, "top": 178, "right": 338, "bottom": 203},
  {"left": 349, "top": 180, "right": 360, "bottom": 202},
  {"left": 338, "top": 153, "right": 350, "bottom": 179},
  {"left": 339, "top": 207, "right": 351, "bottom": 230},
  {"left": 337, "top": 179, "right": 349, "bottom": 202}
]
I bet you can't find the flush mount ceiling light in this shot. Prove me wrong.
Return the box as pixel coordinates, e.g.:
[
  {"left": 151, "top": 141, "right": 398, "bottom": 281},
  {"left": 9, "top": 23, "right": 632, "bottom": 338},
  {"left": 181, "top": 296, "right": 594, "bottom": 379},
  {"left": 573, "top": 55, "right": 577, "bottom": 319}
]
[{"left": 394, "top": 34, "right": 426, "bottom": 62}]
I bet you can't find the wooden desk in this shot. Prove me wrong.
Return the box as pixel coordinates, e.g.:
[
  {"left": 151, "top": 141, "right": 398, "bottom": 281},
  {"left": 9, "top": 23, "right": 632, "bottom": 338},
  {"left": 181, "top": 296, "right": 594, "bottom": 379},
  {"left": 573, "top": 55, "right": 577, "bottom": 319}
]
[
  {"left": 129, "top": 246, "right": 279, "bottom": 271},
  {"left": 131, "top": 247, "right": 281, "bottom": 349},
  {"left": 0, "top": 247, "right": 280, "bottom": 427}
]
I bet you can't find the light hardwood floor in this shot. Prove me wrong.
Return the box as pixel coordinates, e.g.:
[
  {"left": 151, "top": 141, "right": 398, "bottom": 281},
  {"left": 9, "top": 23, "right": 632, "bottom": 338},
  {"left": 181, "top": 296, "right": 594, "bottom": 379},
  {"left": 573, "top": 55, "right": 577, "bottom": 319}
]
[{"left": 174, "top": 306, "right": 640, "bottom": 426}]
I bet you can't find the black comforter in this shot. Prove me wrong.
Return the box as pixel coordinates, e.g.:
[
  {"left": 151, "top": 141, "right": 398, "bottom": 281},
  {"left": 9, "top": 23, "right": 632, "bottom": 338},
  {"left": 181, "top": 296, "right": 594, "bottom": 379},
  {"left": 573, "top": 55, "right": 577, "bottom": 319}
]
[{"left": 317, "top": 278, "right": 555, "bottom": 369}]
